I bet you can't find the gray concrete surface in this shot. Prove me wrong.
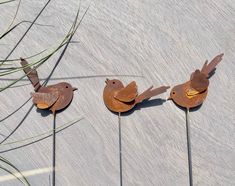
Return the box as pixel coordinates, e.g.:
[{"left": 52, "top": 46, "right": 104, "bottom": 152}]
[{"left": 0, "top": 0, "right": 234, "bottom": 185}]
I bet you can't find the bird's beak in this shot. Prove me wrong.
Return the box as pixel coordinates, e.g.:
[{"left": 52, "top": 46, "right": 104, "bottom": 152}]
[
  {"left": 73, "top": 87, "right": 78, "bottom": 91},
  {"left": 105, "top": 78, "right": 109, "bottom": 84}
]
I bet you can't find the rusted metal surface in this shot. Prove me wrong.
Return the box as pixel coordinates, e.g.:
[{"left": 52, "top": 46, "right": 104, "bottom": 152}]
[
  {"left": 20, "top": 58, "right": 41, "bottom": 91},
  {"left": 103, "top": 79, "right": 170, "bottom": 113},
  {"left": 21, "top": 58, "right": 77, "bottom": 114},
  {"left": 168, "top": 53, "right": 223, "bottom": 109}
]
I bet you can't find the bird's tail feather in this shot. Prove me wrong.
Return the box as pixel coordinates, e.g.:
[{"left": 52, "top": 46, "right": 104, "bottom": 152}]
[
  {"left": 201, "top": 53, "right": 223, "bottom": 77},
  {"left": 135, "top": 86, "right": 170, "bottom": 104},
  {"left": 20, "top": 58, "right": 41, "bottom": 91}
]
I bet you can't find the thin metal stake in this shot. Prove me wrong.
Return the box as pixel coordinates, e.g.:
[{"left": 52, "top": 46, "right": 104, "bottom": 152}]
[
  {"left": 186, "top": 108, "right": 193, "bottom": 186},
  {"left": 52, "top": 113, "right": 56, "bottom": 186},
  {"left": 118, "top": 112, "right": 123, "bottom": 186}
]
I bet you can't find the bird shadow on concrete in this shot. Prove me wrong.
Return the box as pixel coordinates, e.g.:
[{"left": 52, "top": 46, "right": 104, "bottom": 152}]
[
  {"left": 189, "top": 105, "right": 203, "bottom": 112},
  {"left": 208, "top": 69, "right": 216, "bottom": 79},
  {"left": 111, "top": 98, "right": 167, "bottom": 117},
  {"left": 168, "top": 100, "right": 203, "bottom": 113},
  {"left": 36, "top": 101, "right": 73, "bottom": 117},
  {"left": 36, "top": 108, "right": 51, "bottom": 117}
]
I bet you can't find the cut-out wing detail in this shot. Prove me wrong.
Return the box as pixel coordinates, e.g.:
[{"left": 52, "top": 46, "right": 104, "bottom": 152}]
[
  {"left": 135, "top": 85, "right": 170, "bottom": 103},
  {"left": 186, "top": 88, "right": 201, "bottom": 99},
  {"left": 114, "top": 81, "right": 138, "bottom": 102},
  {"left": 20, "top": 58, "right": 41, "bottom": 91},
  {"left": 201, "top": 53, "right": 223, "bottom": 76},
  {"left": 190, "top": 70, "right": 209, "bottom": 92},
  {"left": 31, "top": 91, "right": 59, "bottom": 109}
]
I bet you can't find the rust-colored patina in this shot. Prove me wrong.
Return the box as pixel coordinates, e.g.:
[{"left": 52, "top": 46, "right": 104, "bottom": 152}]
[
  {"left": 103, "top": 79, "right": 170, "bottom": 113},
  {"left": 168, "top": 53, "right": 223, "bottom": 109},
  {"left": 21, "top": 58, "right": 77, "bottom": 115}
]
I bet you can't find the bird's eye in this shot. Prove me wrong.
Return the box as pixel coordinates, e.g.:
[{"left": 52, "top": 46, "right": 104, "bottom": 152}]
[
  {"left": 112, "top": 82, "right": 115, "bottom": 84},
  {"left": 172, "top": 91, "right": 175, "bottom": 95},
  {"left": 66, "top": 86, "right": 68, "bottom": 88}
]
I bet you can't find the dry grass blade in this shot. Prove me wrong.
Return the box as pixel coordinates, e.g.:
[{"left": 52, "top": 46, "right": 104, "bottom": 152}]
[
  {"left": 0, "top": 21, "right": 54, "bottom": 40},
  {"left": 0, "top": 167, "right": 51, "bottom": 182},
  {"left": 0, "top": 49, "right": 47, "bottom": 63},
  {"left": 0, "top": 166, "right": 27, "bottom": 185},
  {"left": 0, "top": 156, "right": 30, "bottom": 185},
  {"left": 0, "top": 2, "right": 90, "bottom": 91},
  {"left": 0, "top": 1, "right": 89, "bottom": 146},
  {"left": 0, "top": 0, "right": 15, "bottom": 4},
  {"left": 0, "top": 117, "right": 84, "bottom": 153},
  {"left": 0, "top": 0, "right": 22, "bottom": 39},
  {"left": 0, "top": 0, "right": 52, "bottom": 66}
]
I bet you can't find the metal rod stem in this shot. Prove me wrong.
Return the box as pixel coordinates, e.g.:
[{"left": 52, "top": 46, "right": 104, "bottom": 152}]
[
  {"left": 186, "top": 109, "right": 193, "bottom": 186},
  {"left": 52, "top": 114, "right": 56, "bottom": 186},
  {"left": 118, "top": 112, "right": 123, "bottom": 186}
]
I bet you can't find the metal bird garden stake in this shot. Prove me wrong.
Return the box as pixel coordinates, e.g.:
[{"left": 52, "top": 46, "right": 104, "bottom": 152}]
[
  {"left": 103, "top": 78, "right": 169, "bottom": 186},
  {"left": 168, "top": 53, "right": 223, "bottom": 186},
  {"left": 21, "top": 58, "right": 77, "bottom": 186}
]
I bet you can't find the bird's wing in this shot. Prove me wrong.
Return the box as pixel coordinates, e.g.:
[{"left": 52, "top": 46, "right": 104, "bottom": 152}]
[
  {"left": 114, "top": 81, "right": 138, "bottom": 102},
  {"left": 20, "top": 58, "right": 41, "bottom": 90},
  {"left": 31, "top": 91, "right": 59, "bottom": 109},
  {"left": 201, "top": 53, "right": 223, "bottom": 76},
  {"left": 187, "top": 70, "right": 209, "bottom": 98},
  {"left": 186, "top": 88, "right": 201, "bottom": 98},
  {"left": 190, "top": 70, "right": 209, "bottom": 92}
]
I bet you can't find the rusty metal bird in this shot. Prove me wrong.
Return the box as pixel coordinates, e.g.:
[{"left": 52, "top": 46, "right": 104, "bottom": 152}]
[
  {"left": 168, "top": 53, "right": 223, "bottom": 109},
  {"left": 103, "top": 79, "right": 170, "bottom": 113},
  {"left": 103, "top": 78, "right": 169, "bottom": 186},
  {"left": 20, "top": 58, "right": 77, "bottom": 115}
]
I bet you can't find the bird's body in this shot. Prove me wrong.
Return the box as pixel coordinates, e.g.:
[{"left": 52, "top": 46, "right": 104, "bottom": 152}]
[
  {"left": 103, "top": 79, "right": 170, "bottom": 113},
  {"left": 169, "top": 53, "right": 223, "bottom": 109},
  {"left": 103, "top": 81, "right": 135, "bottom": 112},
  {"left": 21, "top": 58, "right": 77, "bottom": 115},
  {"left": 169, "top": 80, "right": 208, "bottom": 109},
  {"left": 32, "top": 82, "right": 76, "bottom": 114}
]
